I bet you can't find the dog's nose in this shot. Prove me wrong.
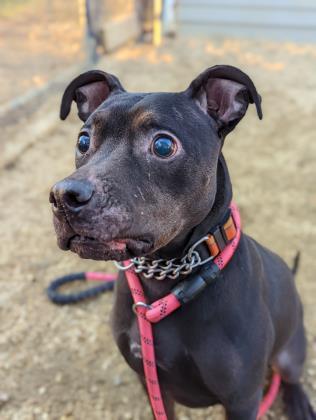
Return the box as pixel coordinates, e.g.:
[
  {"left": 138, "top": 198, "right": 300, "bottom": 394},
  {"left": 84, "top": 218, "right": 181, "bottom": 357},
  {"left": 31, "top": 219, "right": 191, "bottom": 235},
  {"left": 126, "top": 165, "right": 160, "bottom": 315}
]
[{"left": 50, "top": 179, "right": 94, "bottom": 213}]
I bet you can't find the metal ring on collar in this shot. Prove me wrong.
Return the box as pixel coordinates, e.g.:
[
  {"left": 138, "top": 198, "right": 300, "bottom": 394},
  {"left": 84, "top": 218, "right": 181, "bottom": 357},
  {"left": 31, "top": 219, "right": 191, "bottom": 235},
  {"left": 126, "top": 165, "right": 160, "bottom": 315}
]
[
  {"left": 187, "top": 235, "right": 210, "bottom": 259},
  {"left": 114, "top": 260, "right": 134, "bottom": 271},
  {"left": 132, "top": 302, "right": 152, "bottom": 314}
]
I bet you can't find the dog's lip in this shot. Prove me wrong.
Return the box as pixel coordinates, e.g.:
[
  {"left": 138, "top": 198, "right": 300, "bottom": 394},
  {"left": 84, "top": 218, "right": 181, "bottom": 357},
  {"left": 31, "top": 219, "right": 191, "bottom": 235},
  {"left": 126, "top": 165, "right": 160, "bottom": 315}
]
[
  {"left": 65, "top": 234, "right": 153, "bottom": 261},
  {"left": 69, "top": 235, "right": 128, "bottom": 251},
  {"left": 68, "top": 234, "right": 152, "bottom": 252}
]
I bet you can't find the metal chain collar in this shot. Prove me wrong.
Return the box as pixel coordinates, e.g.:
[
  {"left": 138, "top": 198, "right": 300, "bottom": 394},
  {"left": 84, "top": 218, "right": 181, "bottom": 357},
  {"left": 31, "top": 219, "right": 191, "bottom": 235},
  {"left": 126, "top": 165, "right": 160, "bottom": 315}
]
[{"left": 114, "top": 235, "right": 214, "bottom": 280}]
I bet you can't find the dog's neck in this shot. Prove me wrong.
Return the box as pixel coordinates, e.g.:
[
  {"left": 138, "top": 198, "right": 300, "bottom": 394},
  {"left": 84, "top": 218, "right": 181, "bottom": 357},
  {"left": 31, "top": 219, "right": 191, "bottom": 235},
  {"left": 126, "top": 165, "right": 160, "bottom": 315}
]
[
  {"left": 138, "top": 153, "right": 233, "bottom": 299},
  {"left": 152, "top": 153, "right": 233, "bottom": 260}
]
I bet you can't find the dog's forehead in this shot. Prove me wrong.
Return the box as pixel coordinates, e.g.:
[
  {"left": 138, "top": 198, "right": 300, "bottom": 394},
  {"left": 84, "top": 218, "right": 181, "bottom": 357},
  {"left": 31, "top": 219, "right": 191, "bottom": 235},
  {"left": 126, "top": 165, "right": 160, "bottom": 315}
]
[{"left": 89, "top": 91, "right": 195, "bottom": 130}]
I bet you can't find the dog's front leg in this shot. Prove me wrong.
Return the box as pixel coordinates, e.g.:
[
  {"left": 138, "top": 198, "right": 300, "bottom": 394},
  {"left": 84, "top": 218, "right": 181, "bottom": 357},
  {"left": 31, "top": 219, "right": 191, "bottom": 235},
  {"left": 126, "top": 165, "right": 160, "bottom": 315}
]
[
  {"left": 224, "top": 390, "right": 262, "bottom": 420},
  {"left": 158, "top": 388, "right": 175, "bottom": 420}
]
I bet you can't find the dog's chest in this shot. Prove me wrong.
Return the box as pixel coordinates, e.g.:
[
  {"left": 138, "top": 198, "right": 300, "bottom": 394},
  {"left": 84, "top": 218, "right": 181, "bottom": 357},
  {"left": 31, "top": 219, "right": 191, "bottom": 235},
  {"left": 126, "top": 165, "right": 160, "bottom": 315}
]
[
  {"left": 127, "top": 318, "right": 180, "bottom": 371},
  {"left": 123, "top": 316, "right": 220, "bottom": 407},
  {"left": 129, "top": 340, "right": 142, "bottom": 359}
]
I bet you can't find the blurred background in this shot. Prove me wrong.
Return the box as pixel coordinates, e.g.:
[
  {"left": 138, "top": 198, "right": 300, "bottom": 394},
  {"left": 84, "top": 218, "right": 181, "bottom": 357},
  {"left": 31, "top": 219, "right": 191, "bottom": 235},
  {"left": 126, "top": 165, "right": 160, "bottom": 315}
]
[{"left": 1, "top": 1, "right": 316, "bottom": 419}]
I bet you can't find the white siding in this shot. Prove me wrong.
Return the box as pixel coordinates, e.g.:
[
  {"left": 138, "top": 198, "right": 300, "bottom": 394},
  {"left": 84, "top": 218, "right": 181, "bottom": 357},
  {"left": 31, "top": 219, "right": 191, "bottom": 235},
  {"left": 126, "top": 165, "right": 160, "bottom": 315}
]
[{"left": 178, "top": 0, "right": 316, "bottom": 42}]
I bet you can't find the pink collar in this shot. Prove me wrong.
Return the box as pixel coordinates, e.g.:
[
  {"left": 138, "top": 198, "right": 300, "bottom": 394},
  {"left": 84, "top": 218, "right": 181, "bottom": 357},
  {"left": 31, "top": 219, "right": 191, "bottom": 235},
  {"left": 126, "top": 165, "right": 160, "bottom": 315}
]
[{"left": 125, "top": 201, "right": 241, "bottom": 323}]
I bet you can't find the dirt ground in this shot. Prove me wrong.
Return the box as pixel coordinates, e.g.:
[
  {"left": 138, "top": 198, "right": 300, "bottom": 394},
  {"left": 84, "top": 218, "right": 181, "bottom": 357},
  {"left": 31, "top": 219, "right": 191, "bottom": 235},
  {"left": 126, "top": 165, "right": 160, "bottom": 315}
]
[
  {"left": 0, "top": 0, "right": 83, "bottom": 106},
  {"left": 1, "top": 37, "right": 316, "bottom": 419}
]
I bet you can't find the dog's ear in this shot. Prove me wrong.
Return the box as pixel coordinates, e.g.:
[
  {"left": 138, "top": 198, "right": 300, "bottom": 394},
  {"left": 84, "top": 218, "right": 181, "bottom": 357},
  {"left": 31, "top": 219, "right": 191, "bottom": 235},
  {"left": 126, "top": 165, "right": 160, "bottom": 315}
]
[
  {"left": 185, "top": 65, "right": 262, "bottom": 137},
  {"left": 60, "top": 70, "right": 125, "bottom": 121}
]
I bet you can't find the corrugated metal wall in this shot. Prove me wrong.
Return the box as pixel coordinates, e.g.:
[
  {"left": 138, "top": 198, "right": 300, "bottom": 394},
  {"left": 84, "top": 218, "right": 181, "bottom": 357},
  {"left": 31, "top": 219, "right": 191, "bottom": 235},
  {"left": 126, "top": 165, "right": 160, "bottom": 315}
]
[{"left": 178, "top": 0, "right": 316, "bottom": 42}]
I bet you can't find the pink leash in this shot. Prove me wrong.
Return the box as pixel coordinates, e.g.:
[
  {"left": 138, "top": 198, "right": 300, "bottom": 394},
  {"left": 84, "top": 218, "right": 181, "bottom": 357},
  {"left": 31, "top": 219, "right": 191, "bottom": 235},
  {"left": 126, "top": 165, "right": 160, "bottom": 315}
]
[{"left": 120, "top": 202, "right": 280, "bottom": 419}]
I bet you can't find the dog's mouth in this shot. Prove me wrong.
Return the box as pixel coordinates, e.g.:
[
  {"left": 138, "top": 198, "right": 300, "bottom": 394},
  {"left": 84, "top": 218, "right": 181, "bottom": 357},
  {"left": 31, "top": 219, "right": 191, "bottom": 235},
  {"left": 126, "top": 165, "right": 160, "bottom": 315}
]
[{"left": 63, "top": 234, "right": 153, "bottom": 261}]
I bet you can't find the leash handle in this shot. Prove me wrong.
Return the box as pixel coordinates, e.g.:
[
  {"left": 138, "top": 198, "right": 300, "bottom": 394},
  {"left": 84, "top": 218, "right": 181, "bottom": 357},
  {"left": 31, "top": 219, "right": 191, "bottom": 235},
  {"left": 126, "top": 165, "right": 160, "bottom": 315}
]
[{"left": 46, "top": 272, "right": 115, "bottom": 305}]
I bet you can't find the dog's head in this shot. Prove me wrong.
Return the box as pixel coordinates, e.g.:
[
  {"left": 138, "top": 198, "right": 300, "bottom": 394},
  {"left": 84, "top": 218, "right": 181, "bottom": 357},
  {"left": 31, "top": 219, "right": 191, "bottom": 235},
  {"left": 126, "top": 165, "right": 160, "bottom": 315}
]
[{"left": 50, "top": 66, "right": 262, "bottom": 261}]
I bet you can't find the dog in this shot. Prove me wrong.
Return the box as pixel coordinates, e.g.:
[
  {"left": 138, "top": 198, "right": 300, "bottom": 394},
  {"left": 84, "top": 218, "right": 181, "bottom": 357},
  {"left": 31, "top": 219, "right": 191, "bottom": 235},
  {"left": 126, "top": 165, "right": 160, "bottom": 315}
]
[{"left": 50, "top": 65, "right": 315, "bottom": 419}]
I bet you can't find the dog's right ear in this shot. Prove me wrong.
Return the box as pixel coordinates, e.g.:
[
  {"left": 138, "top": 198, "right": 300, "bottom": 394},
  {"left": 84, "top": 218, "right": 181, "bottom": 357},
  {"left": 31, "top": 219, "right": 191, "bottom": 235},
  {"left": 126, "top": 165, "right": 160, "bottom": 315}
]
[{"left": 60, "top": 70, "right": 125, "bottom": 122}]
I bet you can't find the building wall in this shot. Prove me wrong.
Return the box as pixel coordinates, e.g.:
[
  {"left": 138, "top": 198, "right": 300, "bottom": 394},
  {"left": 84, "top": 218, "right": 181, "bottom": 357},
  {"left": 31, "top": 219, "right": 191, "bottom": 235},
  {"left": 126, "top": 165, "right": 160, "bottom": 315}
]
[{"left": 178, "top": 0, "right": 316, "bottom": 42}]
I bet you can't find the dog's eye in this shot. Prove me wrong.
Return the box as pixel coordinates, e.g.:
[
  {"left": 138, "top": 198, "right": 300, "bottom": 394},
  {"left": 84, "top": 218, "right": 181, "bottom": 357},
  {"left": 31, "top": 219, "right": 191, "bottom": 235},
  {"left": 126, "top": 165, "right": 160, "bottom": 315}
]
[
  {"left": 152, "top": 136, "right": 176, "bottom": 158},
  {"left": 77, "top": 134, "right": 90, "bottom": 154}
]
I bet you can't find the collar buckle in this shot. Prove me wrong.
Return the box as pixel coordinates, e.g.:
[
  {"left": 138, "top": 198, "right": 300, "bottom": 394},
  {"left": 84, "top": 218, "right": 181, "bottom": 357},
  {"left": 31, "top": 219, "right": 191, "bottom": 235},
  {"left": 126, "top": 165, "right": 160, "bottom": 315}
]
[{"left": 205, "top": 211, "right": 237, "bottom": 258}]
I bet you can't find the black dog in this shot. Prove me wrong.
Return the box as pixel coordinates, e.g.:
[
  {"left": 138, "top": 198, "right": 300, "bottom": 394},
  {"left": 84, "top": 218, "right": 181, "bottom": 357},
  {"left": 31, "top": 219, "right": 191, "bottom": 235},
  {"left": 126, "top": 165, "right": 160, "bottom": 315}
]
[{"left": 50, "top": 65, "right": 315, "bottom": 419}]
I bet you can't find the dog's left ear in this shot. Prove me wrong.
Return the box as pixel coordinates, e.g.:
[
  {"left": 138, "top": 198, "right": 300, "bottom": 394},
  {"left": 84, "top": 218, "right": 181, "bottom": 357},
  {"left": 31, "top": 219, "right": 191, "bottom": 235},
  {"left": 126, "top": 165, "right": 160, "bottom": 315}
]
[
  {"left": 185, "top": 65, "right": 262, "bottom": 137},
  {"left": 60, "top": 70, "right": 125, "bottom": 122}
]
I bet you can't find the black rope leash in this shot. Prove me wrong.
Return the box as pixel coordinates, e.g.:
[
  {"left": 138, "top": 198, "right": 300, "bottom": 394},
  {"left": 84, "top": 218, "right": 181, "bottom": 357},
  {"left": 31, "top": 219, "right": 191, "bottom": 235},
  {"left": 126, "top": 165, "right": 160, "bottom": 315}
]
[{"left": 46, "top": 272, "right": 115, "bottom": 305}]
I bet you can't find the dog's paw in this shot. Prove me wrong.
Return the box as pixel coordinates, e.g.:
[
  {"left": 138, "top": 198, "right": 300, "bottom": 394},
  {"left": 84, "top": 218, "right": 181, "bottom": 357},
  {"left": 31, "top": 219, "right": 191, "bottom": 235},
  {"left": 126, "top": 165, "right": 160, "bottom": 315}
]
[{"left": 282, "top": 382, "right": 316, "bottom": 420}]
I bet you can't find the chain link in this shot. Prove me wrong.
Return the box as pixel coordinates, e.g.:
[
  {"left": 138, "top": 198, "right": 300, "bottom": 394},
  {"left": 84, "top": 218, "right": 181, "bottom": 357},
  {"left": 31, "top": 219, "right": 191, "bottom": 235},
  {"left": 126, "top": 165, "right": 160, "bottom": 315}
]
[{"left": 114, "top": 236, "right": 214, "bottom": 280}]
